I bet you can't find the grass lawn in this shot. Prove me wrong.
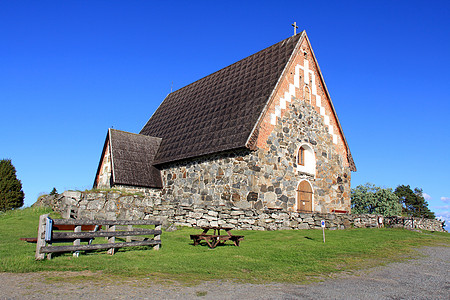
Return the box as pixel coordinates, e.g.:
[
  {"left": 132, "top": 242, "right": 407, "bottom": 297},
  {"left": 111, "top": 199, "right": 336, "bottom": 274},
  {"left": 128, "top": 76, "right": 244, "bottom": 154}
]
[{"left": 0, "top": 207, "right": 448, "bottom": 284}]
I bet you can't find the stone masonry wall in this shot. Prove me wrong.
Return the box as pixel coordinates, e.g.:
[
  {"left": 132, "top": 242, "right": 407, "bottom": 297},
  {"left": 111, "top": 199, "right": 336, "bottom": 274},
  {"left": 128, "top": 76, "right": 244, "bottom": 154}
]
[
  {"left": 159, "top": 97, "right": 351, "bottom": 213},
  {"left": 34, "top": 191, "right": 446, "bottom": 232}
]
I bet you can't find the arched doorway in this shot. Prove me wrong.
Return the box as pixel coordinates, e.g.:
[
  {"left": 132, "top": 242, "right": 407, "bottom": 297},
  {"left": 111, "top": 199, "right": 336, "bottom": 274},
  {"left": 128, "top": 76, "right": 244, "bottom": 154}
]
[{"left": 297, "top": 180, "right": 313, "bottom": 212}]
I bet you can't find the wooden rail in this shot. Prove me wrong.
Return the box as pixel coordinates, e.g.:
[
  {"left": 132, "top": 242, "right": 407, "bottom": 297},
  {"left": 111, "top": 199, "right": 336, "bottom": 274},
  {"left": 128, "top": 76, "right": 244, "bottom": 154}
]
[{"left": 35, "top": 214, "right": 162, "bottom": 260}]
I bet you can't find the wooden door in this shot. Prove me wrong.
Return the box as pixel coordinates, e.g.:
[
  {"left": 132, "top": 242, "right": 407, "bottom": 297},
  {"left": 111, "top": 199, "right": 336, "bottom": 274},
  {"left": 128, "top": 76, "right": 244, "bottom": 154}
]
[{"left": 297, "top": 181, "right": 312, "bottom": 212}]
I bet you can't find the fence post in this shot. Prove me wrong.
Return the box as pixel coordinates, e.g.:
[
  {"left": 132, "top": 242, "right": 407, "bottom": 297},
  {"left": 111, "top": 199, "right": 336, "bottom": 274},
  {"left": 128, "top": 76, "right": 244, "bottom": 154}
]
[
  {"left": 35, "top": 214, "right": 49, "bottom": 260},
  {"left": 73, "top": 225, "right": 81, "bottom": 257},
  {"left": 126, "top": 225, "right": 133, "bottom": 242},
  {"left": 107, "top": 225, "right": 116, "bottom": 255},
  {"left": 104, "top": 225, "right": 109, "bottom": 240},
  {"left": 154, "top": 222, "right": 161, "bottom": 250}
]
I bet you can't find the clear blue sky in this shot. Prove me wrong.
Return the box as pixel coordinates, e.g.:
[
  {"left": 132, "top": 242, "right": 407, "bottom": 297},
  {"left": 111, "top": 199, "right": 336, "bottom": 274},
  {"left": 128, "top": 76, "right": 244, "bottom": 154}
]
[{"left": 1, "top": 1, "right": 449, "bottom": 225}]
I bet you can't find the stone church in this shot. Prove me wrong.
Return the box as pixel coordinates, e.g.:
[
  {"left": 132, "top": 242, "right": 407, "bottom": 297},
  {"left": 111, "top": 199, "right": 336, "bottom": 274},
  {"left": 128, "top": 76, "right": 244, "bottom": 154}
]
[{"left": 94, "top": 31, "right": 356, "bottom": 213}]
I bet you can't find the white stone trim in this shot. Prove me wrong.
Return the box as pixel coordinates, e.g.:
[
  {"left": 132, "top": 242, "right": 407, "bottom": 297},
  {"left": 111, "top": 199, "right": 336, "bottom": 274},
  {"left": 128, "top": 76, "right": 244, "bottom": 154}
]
[
  {"left": 333, "top": 134, "right": 338, "bottom": 144},
  {"left": 299, "top": 58, "right": 337, "bottom": 144},
  {"left": 311, "top": 73, "right": 317, "bottom": 95},
  {"left": 304, "top": 60, "right": 309, "bottom": 83},
  {"left": 269, "top": 58, "right": 339, "bottom": 144},
  {"left": 289, "top": 84, "right": 296, "bottom": 97},
  {"left": 270, "top": 114, "right": 276, "bottom": 125},
  {"left": 284, "top": 91, "right": 291, "bottom": 102},
  {"left": 280, "top": 97, "right": 286, "bottom": 109},
  {"left": 294, "top": 65, "right": 300, "bottom": 88},
  {"left": 275, "top": 105, "right": 281, "bottom": 117}
]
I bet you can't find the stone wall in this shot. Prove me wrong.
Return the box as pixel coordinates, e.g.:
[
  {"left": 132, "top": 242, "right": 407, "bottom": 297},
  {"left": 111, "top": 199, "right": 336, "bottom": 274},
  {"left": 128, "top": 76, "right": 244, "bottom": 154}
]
[
  {"left": 34, "top": 190, "right": 446, "bottom": 232},
  {"left": 159, "top": 97, "right": 351, "bottom": 213}
]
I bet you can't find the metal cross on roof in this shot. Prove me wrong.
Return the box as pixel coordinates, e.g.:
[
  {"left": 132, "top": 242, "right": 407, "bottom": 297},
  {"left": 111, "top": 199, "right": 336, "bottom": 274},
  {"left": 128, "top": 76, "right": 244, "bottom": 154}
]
[{"left": 292, "top": 22, "right": 298, "bottom": 36}]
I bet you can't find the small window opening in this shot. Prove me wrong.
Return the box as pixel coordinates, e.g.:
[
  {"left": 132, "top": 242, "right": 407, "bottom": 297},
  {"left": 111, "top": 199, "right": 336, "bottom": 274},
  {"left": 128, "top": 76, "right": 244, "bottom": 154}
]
[
  {"left": 304, "top": 86, "right": 311, "bottom": 102},
  {"left": 298, "top": 147, "right": 305, "bottom": 166}
]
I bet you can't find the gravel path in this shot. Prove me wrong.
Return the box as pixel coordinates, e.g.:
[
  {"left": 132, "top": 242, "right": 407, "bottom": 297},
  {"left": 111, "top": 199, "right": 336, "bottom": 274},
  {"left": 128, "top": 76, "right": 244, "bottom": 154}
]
[{"left": 1, "top": 246, "right": 448, "bottom": 299}]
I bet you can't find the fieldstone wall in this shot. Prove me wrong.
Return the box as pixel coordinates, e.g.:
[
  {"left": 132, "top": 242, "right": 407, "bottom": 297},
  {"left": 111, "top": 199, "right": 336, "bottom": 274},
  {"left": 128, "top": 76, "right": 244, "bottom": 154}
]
[
  {"left": 34, "top": 190, "right": 446, "bottom": 232},
  {"left": 159, "top": 97, "right": 351, "bottom": 213}
]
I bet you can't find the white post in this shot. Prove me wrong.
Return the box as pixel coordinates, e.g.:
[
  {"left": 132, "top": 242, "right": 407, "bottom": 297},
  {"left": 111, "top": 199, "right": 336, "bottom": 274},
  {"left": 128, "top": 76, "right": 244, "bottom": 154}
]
[
  {"left": 73, "top": 225, "right": 81, "bottom": 257},
  {"left": 35, "top": 214, "right": 49, "bottom": 260},
  {"left": 321, "top": 220, "right": 325, "bottom": 243},
  {"left": 126, "top": 225, "right": 133, "bottom": 242},
  {"left": 154, "top": 223, "right": 161, "bottom": 250},
  {"left": 107, "top": 225, "right": 116, "bottom": 255}
]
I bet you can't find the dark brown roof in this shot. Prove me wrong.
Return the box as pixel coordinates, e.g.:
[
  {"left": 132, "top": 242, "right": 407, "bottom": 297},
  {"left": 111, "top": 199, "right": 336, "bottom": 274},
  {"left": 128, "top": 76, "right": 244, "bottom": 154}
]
[
  {"left": 140, "top": 34, "right": 302, "bottom": 165},
  {"left": 109, "top": 129, "right": 162, "bottom": 188}
]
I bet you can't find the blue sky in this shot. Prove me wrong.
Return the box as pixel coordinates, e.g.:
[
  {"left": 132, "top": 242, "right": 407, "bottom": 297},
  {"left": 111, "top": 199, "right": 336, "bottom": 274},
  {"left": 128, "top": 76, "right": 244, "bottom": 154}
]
[{"left": 1, "top": 1, "right": 449, "bottom": 226}]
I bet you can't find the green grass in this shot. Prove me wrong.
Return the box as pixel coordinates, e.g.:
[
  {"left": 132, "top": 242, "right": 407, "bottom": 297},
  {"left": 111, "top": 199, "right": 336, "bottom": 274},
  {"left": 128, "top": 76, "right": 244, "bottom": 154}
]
[{"left": 1, "top": 207, "right": 448, "bottom": 284}]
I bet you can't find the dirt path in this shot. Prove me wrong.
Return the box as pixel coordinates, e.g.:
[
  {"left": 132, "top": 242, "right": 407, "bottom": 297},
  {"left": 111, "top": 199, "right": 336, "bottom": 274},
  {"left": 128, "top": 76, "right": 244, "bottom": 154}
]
[{"left": 1, "top": 246, "right": 449, "bottom": 299}]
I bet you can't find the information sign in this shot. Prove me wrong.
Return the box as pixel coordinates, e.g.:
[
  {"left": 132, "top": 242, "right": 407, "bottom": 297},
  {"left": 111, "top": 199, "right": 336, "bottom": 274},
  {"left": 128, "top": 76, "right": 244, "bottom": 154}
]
[{"left": 321, "top": 220, "right": 325, "bottom": 243}]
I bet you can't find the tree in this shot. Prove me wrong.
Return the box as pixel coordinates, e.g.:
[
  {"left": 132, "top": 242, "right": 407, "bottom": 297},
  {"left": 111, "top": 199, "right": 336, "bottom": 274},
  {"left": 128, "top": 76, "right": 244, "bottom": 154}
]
[
  {"left": 50, "top": 187, "right": 58, "bottom": 195},
  {"left": 394, "top": 185, "right": 435, "bottom": 219},
  {"left": 0, "top": 159, "right": 25, "bottom": 211},
  {"left": 351, "top": 183, "right": 402, "bottom": 216}
]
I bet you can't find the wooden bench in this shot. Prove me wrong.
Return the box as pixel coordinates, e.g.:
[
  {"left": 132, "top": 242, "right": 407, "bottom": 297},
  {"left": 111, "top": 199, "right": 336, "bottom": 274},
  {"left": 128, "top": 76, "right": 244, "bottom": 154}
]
[
  {"left": 21, "top": 224, "right": 102, "bottom": 244},
  {"left": 35, "top": 214, "right": 162, "bottom": 260},
  {"left": 331, "top": 209, "right": 349, "bottom": 214}
]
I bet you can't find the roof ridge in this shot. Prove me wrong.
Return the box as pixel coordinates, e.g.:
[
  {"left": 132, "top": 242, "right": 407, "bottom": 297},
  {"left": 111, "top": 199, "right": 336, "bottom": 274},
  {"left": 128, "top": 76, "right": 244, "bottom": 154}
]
[
  {"left": 110, "top": 128, "right": 161, "bottom": 140},
  {"left": 168, "top": 34, "right": 303, "bottom": 97}
]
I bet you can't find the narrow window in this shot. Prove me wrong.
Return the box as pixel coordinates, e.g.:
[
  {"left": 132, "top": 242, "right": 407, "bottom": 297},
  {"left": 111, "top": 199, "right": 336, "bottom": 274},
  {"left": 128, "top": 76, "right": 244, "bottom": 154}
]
[
  {"left": 304, "top": 86, "right": 311, "bottom": 102},
  {"left": 298, "top": 147, "right": 305, "bottom": 166}
]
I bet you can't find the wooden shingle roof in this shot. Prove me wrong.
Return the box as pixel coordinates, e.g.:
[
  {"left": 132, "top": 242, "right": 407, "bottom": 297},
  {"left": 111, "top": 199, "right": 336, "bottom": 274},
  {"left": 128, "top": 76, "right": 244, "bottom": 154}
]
[
  {"left": 109, "top": 129, "right": 162, "bottom": 188},
  {"left": 140, "top": 34, "right": 302, "bottom": 165}
]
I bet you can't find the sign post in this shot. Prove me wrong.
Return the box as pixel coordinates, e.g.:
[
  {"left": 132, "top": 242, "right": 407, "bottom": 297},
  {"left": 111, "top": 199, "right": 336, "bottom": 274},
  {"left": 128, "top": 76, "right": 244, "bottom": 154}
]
[{"left": 321, "top": 220, "right": 326, "bottom": 243}]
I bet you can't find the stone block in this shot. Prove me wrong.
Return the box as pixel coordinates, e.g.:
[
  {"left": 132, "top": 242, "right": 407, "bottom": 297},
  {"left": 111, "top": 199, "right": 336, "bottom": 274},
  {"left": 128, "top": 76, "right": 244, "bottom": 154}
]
[
  {"left": 63, "top": 191, "right": 82, "bottom": 200},
  {"left": 298, "top": 223, "right": 310, "bottom": 229},
  {"left": 197, "top": 219, "right": 209, "bottom": 227},
  {"left": 230, "top": 210, "right": 244, "bottom": 216},
  {"left": 289, "top": 220, "right": 299, "bottom": 227},
  {"left": 234, "top": 201, "right": 252, "bottom": 209},
  {"left": 86, "top": 199, "right": 103, "bottom": 210},
  {"left": 207, "top": 210, "right": 218, "bottom": 217},
  {"left": 264, "top": 192, "right": 277, "bottom": 202},
  {"left": 204, "top": 214, "right": 217, "bottom": 221}
]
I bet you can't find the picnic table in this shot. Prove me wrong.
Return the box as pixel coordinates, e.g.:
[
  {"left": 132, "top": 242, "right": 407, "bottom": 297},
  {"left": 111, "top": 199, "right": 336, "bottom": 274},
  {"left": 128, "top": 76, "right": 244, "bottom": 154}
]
[{"left": 190, "top": 226, "right": 244, "bottom": 249}]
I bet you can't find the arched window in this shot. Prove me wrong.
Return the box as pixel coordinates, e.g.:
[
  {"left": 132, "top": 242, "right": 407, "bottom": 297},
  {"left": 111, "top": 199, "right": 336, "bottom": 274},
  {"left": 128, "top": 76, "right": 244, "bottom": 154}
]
[
  {"left": 296, "top": 143, "right": 316, "bottom": 176},
  {"left": 304, "top": 85, "right": 311, "bottom": 102},
  {"left": 297, "top": 180, "right": 313, "bottom": 212},
  {"left": 298, "top": 146, "right": 305, "bottom": 166}
]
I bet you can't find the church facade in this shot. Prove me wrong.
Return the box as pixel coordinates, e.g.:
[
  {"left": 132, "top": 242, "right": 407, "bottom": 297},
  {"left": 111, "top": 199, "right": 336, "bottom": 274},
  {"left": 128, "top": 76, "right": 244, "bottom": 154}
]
[{"left": 94, "top": 31, "right": 356, "bottom": 213}]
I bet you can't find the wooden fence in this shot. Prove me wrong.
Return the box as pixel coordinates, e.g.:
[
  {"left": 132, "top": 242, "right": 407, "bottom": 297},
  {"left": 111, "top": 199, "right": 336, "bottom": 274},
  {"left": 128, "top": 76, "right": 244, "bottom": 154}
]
[{"left": 35, "top": 214, "right": 161, "bottom": 260}]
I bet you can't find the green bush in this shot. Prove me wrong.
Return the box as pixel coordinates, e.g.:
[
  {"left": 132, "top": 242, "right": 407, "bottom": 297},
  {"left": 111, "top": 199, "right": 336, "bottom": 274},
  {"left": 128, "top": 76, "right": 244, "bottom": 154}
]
[
  {"left": 0, "top": 159, "right": 24, "bottom": 211},
  {"left": 351, "top": 183, "right": 402, "bottom": 216}
]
